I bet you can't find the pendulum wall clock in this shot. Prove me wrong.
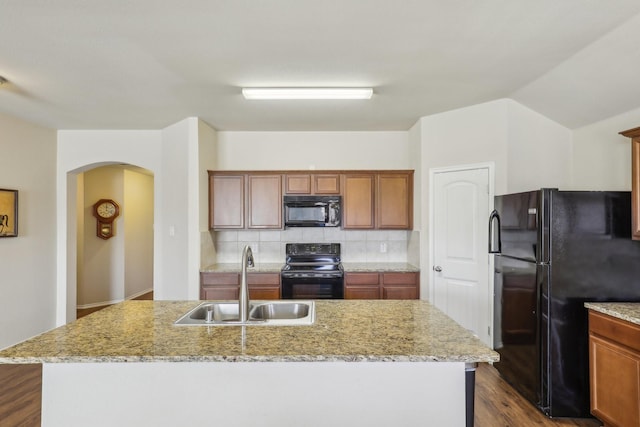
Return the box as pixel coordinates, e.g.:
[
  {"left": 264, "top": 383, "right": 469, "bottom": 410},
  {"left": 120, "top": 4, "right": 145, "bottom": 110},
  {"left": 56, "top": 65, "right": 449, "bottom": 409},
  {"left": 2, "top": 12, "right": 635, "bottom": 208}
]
[{"left": 92, "top": 199, "right": 120, "bottom": 240}]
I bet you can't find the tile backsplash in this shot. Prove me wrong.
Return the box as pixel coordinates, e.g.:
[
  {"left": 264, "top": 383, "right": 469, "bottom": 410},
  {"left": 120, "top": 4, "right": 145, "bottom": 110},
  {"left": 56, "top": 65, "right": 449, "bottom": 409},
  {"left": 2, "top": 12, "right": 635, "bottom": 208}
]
[{"left": 201, "top": 229, "right": 420, "bottom": 266}]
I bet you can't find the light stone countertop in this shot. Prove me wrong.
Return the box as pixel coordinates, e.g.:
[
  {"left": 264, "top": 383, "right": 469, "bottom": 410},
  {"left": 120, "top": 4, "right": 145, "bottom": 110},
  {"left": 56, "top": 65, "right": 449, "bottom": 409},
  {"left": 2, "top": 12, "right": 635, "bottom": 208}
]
[
  {"left": 585, "top": 302, "right": 640, "bottom": 326},
  {"left": 201, "top": 262, "right": 420, "bottom": 273},
  {"left": 201, "top": 263, "right": 283, "bottom": 273},
  {"left": 0, "top": 300, "right": 497, "bottom": 364},
  {"left": 342, "top": 262, "right": 419, "bottom": 272}
]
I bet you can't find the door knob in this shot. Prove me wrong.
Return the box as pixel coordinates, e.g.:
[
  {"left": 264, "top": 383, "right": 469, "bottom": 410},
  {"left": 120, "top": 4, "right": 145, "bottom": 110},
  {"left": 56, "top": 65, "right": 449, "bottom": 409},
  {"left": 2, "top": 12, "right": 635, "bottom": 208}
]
[{"left": 433, "top": 265, "right": 442, "bottom": 272}]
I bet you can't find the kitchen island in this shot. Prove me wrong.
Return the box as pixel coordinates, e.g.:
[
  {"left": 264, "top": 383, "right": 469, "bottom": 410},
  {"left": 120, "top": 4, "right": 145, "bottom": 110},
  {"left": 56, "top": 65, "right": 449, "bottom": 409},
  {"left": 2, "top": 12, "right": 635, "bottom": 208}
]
[{"left": 0, "top": 300, "right": 498, "bottom": 426}]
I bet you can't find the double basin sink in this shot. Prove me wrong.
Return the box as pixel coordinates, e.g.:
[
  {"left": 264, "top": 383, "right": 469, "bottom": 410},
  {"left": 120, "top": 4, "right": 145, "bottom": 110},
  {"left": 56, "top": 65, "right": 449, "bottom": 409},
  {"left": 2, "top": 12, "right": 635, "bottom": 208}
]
[{"left": 174, "top": 300, "right": 315, "bottom": 326}]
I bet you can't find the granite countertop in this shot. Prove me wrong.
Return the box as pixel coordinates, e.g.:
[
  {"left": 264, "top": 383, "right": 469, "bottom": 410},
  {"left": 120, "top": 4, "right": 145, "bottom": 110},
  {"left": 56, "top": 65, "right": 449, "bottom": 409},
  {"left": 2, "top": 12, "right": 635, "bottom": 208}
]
[
  {"left": 341, "top": 262, "right": 419, "bottom": 272},
  {"left": 585, "top": 302, "right": 640, "bottom": 326},
  {"left": 201, "top": 262, "right": 420, "bottom": 273},
  {"left": 0, "top": 300, "right": 497, "bottom": 364},
  {"left": 201, "top": 263, "right": 283, "bottom": 273}
]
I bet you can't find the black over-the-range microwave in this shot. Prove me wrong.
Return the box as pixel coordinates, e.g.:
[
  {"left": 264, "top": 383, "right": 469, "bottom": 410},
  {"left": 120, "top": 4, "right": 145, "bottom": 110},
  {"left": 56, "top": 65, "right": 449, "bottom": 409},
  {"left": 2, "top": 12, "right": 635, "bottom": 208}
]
[{"left": 283, "top": 195, "right": 341, "bottom": 227}]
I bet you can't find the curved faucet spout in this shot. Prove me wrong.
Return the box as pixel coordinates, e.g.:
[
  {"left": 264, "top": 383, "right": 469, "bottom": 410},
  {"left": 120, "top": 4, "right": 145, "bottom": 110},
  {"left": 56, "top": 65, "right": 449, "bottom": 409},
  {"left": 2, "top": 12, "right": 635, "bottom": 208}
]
[{"left": 239, "top": 245, "right": 254, "bottom": 323}]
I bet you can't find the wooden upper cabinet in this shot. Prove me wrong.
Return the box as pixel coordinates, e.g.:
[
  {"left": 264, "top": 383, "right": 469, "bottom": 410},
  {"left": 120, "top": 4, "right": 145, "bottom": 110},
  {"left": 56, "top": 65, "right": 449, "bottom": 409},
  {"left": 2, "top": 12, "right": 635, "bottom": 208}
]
[
  {"left": 619, "top": 127, "right": 640, "bottom": 240},
  {"left": 248, "top": 174, "right": 282, "bottom": 229},
  {"left": 285, "top": 174, "right": 312, "bottom": 194},
  {"left": 210, "top": 170, "right": 412, "bottom": 230},
  {"left": 342, "top": 174, "right": 375, "bottom": 229},
  {"left": 285, "top": 173, "right": 340, "bottom": 194},
  {"left": 210, "top": 173, "right": 245, "bottom": 229},
  {"left": 313, "top": 174, "right": 340, "bottom": 194},
  {"left": 377, "top": 172, "right": 413, "bottom": 229}
]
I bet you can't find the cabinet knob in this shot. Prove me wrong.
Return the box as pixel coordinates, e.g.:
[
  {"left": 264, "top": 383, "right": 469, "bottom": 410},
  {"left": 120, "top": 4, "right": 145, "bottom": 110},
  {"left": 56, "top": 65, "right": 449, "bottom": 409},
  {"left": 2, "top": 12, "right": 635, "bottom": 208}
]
[{"left": 433, "top": 265, "right": 442, "bottom": 272}]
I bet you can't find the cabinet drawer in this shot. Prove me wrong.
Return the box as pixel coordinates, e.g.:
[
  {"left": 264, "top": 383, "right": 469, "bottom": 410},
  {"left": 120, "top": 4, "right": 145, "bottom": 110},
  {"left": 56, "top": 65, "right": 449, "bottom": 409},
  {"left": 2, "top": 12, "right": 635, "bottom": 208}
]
[
  {"left": 201, "top": 273, "right": 239, "bottom": 286},
  {"left": 382, "top": 272, "right": 418, "bottom": 285},
  {"left": 589, "top": 311, "right": 640, "bottom": 353},
  {"left": 247, "top": 273, "right": 280, "bottom": 285},
  {"left": 345, "top": 273, "right": 379, "bottom": 285}
]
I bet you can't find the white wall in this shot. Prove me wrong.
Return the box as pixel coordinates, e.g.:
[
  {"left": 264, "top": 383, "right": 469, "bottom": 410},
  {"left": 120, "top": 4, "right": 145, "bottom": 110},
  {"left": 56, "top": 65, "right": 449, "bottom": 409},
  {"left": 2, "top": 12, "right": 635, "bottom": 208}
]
[
  {"left": 57, "top": 128, "right": 163, "bottom": 324},
  {"left": 124, "top": 169, "right": 154, "bottom": 299},
  {"left": 0, "top": 112, "right": 57, "bottom": 349},
  {"left": 571, "top": 105, "right": 640, "bottom": 190},
  {"left": 507, "top": 100, "right": 572, "bottom": 193},
  {"left": 80, "top": 167, "right": 125, "bottom": 306},
  {"left": 417, "top": 99, "right": 509, "bottom": 300},
  {"left": 414, "top": 98, "right": 572, "bottom": 300},
  {"left": 198, "top": 121, "right": 218, "bottom": 269},
  {"left": 216, "top": 131, "right": 409, "bottom": 170},
  {"left": 207, "top": 130, "right": 414, "bottom": 267}
]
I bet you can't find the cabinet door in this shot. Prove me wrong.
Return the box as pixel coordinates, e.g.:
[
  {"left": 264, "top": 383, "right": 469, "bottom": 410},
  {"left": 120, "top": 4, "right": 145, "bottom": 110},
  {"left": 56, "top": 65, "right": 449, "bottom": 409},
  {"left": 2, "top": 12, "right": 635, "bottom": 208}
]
[
  {"left": 210, "top": 174, "right": 244, "bottom": 229},
  {"left": 342, "top": 174, "right": 375, "bottom": 229},
  {"left": 344, "top": 272, "right": 380, "bottom": 299},
  {"left": 377, "top": 173, "right": 413, "bottom": 229},
  {"left": 248, "top": 273, "right": 281, "bottom": 300},
  {"left": 345, "top": 286, "right": 380, "bottom": 299},
  {"left": 285, "top": 174, "right": 311, "bottom": 194},
  {"left": 590, "top": 335, "right": 640, "bottom": 427},
  {"left": 633, "top": 138, "right": 640, "bottom": 240},
  {"left": 619, "top": 127, "right": 640, "bottom": 240},
  {"left": 381, "top": 272, "right": 419, "bottom": 300},
  {"left": 248, "top": 175, "right": 282, "bottom": 229},
  {"left": 314, "top": 174, "right": 340, "bottom": 194},
  {"left": 589, "top": 310, "right": 640, "bottom": 427}
]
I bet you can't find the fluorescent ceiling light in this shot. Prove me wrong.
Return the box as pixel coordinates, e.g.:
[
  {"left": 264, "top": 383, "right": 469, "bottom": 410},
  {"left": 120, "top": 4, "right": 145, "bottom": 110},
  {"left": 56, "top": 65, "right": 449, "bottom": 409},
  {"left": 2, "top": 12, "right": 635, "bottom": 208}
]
[{"left": 242, "top": 87, "right": 373, "bottom": 100}]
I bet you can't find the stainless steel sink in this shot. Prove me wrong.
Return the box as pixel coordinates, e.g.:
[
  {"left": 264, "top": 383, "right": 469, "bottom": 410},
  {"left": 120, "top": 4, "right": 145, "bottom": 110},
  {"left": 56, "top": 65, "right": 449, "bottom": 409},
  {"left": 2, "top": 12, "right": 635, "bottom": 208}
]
[
  {"left": 174, "top": 300, "right": 315, "bottom": 326},
  {"left": 250, "top": 302, "right": 310, "bottom": 320}
]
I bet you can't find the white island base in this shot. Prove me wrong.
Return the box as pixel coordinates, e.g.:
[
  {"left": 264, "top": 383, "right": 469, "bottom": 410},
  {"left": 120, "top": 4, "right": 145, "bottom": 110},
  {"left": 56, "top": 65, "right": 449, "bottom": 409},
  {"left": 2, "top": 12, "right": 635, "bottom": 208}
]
[{"left": 43, "top": 361, "right": 469, "bottom": 427}]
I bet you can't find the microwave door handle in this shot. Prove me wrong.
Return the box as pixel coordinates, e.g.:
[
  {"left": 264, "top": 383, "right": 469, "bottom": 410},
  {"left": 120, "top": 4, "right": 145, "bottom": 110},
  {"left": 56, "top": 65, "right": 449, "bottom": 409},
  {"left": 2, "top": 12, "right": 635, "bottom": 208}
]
[{"left": 488, "top": 209, "right": 502, "bottom": 254}]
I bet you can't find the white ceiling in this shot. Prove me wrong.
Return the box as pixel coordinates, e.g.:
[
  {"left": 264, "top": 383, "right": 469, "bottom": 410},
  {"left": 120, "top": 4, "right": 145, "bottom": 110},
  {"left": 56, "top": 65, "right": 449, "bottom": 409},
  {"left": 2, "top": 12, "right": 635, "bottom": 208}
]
[{"left": 1, "top": 1, "right": 640, "bottom": 131}]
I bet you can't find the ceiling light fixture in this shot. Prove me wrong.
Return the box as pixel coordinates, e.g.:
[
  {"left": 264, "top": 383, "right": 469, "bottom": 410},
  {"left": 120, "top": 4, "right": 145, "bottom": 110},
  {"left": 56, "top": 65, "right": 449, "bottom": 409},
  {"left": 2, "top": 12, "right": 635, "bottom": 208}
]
[{"left": 242, "top": 87, "right": 373, "bottom": 100}]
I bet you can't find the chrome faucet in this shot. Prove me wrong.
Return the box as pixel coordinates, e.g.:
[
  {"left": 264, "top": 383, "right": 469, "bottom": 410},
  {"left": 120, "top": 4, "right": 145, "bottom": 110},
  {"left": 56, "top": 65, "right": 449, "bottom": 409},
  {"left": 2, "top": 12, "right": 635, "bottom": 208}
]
[{"left": 239, "top": 245, "right": 254, "bottom": 323}]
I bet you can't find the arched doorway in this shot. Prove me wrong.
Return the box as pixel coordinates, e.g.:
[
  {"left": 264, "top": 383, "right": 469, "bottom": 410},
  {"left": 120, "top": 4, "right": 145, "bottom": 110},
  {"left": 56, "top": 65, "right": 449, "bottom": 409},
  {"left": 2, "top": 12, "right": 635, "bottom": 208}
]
[{"left": 73, "top": 163, "right": 154, "bottom": 318}]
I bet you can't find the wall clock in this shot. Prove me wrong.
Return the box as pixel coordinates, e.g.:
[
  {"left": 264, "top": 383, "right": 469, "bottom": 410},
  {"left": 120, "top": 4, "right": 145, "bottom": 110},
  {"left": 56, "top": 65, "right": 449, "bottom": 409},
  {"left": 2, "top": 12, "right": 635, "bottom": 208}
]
[{"left": 92, "top": 199, "right": 120, "bottom": 240}]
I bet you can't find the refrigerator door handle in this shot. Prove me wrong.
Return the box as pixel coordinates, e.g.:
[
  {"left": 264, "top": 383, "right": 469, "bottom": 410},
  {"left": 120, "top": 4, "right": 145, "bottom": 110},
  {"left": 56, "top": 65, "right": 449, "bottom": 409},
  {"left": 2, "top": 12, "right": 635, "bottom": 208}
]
[{"left": 488, "top": 209, "right": 502, "bottom": 254}]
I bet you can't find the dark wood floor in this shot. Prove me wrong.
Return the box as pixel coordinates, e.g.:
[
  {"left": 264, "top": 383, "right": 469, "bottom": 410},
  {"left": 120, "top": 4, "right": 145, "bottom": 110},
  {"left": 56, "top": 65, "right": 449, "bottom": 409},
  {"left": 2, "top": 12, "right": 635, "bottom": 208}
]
[
  {"left": 0, "top": 364, "right": 42, "bottom": 426},
  {"left": 475, "top": 363, "right": 602, "bottom": 427}
]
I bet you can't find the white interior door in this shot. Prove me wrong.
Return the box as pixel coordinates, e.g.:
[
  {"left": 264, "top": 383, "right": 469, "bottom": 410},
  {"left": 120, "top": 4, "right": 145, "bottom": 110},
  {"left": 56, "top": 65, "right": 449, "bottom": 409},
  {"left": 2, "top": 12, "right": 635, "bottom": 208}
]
[{"left": 431, "top": 166, "right": 492, "bottom": 346}]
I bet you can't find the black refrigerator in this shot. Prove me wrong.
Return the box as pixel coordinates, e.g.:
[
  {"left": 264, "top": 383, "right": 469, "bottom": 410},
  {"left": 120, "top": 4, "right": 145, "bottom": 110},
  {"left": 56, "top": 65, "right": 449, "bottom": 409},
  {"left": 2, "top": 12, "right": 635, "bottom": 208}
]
[{"left": 489, "top": 189, "right": 640, "bottom": 418}]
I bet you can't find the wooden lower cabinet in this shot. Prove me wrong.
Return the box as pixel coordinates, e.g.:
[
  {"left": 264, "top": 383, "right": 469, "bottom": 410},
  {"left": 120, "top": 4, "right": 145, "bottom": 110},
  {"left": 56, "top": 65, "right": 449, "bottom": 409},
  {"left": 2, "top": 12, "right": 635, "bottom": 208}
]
[
  {"left": 345, "top": 272, "right": 419, "bottom": 300},
  {"left": 381, "top": 272, "right": 419, "bottom": 299},
  {"left": 344, "top": 272, "right": 380, "bottom": 299},
  {"left": 200, "top": 272, "right": 280, "bottom": 300},
  {"left": 247, "top": 273, "right": 281, "bottom": 299},
  {"left": 588, "top": 310, "right": 640, "bottom": 427}
]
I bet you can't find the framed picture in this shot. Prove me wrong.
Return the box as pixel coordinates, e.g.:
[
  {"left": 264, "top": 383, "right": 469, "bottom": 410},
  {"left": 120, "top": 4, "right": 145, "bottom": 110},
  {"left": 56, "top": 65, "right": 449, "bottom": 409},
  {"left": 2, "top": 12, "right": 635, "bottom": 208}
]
[{"left": 0, "top": 188, "right": 18, "bottom": 237}]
